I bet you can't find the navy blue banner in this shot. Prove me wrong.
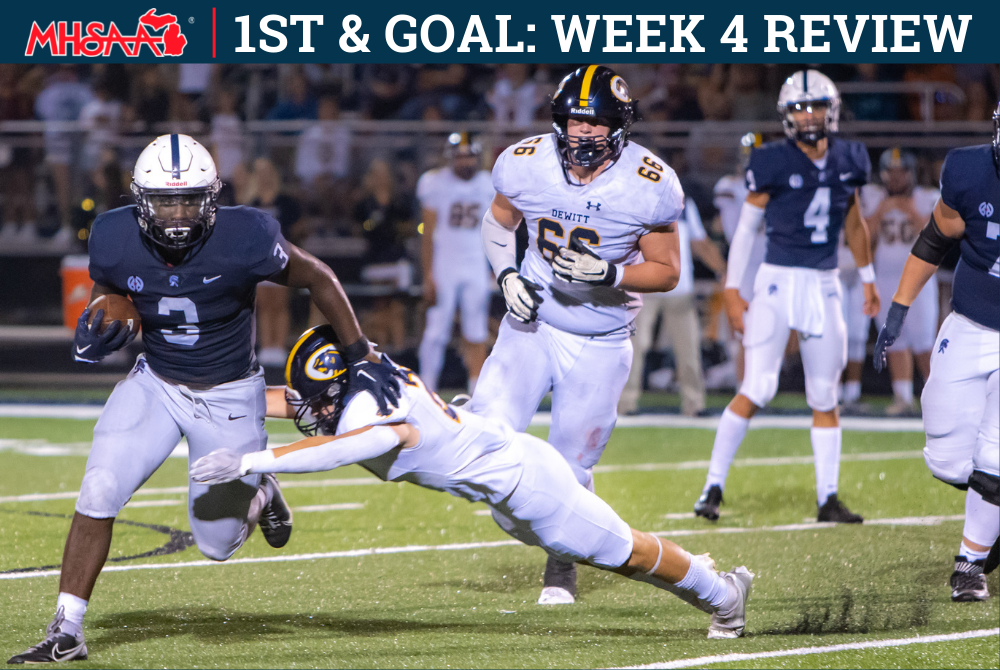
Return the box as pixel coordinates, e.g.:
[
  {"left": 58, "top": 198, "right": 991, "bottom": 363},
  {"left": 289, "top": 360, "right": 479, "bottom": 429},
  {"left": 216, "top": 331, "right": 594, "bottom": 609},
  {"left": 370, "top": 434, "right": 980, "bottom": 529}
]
[{"left": 4, "top": 1, "right": 997, "bottom": 63}]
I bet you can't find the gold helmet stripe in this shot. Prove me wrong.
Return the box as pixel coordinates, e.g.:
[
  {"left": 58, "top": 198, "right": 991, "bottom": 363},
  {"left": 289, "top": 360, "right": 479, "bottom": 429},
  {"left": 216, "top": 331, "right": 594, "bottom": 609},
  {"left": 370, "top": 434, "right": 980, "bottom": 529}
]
[
  {"left": 578, "top": 64, "right": 600, "bottom": 107},
  {"left": 286, "top": 326, "right": 322, "bottom": 386}
]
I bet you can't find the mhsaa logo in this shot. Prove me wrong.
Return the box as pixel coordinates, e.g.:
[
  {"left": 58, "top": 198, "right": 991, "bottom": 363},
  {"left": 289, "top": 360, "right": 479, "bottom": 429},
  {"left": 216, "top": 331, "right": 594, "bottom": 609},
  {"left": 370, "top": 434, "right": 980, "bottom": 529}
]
[{"left": 26, "top": 8, "right": 188, "bottom": 57}]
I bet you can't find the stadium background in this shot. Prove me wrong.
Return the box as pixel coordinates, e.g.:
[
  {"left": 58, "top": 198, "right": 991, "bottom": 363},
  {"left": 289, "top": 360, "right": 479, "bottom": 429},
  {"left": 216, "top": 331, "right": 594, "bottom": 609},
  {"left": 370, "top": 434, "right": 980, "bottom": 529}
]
[{"left": 0, "top": 62, "right": 996, "bottom": 402}]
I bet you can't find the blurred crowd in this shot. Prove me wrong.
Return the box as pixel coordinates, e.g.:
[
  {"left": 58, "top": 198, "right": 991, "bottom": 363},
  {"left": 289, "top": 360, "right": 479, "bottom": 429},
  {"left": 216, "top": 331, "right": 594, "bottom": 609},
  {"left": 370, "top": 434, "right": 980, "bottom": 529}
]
[{"left": 0, "top": 62, "right": 996, "bottom": 396}]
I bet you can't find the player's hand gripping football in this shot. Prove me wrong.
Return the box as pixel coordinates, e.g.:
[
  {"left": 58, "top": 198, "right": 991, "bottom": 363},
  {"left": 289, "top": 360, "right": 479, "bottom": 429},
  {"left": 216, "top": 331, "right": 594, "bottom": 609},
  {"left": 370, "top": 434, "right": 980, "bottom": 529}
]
[
  {"left": 72, "top": 308, "right": 135, "bottom": 363},
  {"left": 498, "top": 268, "right": 544, "bottom": 323},
  {"left": 350, "top": 353, "right": 405, "bottom": 416},
  {"left": 190, "top": 449, "right": 246, "bottom": 484},
  {"left": 552, "top": 238, "right": 618, "bottom": 286},
  {"left": 873, "top": 302, "right": 909, "bottom": 372}
]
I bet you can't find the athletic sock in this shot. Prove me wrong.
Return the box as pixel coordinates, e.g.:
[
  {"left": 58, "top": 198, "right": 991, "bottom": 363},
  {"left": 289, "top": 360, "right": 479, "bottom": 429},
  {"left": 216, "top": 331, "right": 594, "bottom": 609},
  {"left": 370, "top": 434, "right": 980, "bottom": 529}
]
[
  {"left": 960, "top": 541, "right": 990, "bottom": 562},
  {"left": 843, "top": 380, "right": 862, "bottom": 404},
  {"left": 705, "top": 408, "right": 750, "bottom": 490},
  {"left": 811, "top": 426, "right": 841, "bottom": 506},
  {"left": 55, "top": 593, "right": 87, "bottom": 638},
  {"left": 891, "top": 380, "right": 914, "bottom": 405},
  {"left": 960, "top": 487, "right": 1000, "bottom": 556},
  {"left": 629, "top": 553, "right": 729, "bottom": 613}
]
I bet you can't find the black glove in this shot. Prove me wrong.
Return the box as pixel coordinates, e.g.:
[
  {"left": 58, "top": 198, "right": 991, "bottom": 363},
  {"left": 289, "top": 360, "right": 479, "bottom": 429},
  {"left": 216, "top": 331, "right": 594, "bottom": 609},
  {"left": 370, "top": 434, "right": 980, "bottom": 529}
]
[
  {"left": 349, "top": 354, "right": 405, "bottom": 416},
  {"left": 72, "top": 308, "right": 134, "bottom": 363},
  {"left": 873, "top": 302, "right": 909, "bottom": 372}
]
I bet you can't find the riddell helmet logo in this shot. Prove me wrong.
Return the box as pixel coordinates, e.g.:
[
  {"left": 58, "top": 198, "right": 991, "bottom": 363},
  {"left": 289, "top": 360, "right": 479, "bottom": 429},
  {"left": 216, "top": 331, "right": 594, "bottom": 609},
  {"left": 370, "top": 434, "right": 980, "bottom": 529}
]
[{"left": 25, "top": 8, "right": 187, "bottom": 57}]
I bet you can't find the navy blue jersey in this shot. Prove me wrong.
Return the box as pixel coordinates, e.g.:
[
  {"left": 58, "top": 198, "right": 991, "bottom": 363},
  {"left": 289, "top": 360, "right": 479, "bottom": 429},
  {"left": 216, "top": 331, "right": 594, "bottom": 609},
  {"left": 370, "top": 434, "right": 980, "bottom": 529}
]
[
  {"left": 747, "top": 137, "right": 870, "bottom": 270},
  {"left": 940, "top": 144, "right": 1000, "bottom": 331},
  {"left": 89, "top": 206, "right": 291, "bottom": 385}
]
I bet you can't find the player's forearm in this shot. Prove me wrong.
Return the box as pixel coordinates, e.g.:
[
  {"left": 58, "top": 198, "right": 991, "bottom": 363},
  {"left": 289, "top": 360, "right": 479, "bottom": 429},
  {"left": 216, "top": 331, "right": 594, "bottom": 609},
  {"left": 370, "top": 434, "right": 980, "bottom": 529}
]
[
  {"left": 724, "top": 203, "right": 764, "bottom": 290},
  {"left": 265, "top": 386, "right": 295, "bottom": 419},
  {"left": 691, "top": 238, "right": 727, "bottom": 279},
  {"left": 618, "top": 261, "right": 679, "bottom": 293},
  {"left": 420, "top": 211, "right": 436, "bottom": 281},
  {"left": 242, "top": 425, "right": 402, "bottom": 475},
  {"left": 844, "top": 203, "right": 874, "bottom": 272},
  {"left": 482, "top": 207, "right": 518, "bottom": 275},
  {"left": 891, "top": 255, "right": 940, "bottom": 307},
  {"left": 283, "top": 247, "right": 367, "bottom": 354}
]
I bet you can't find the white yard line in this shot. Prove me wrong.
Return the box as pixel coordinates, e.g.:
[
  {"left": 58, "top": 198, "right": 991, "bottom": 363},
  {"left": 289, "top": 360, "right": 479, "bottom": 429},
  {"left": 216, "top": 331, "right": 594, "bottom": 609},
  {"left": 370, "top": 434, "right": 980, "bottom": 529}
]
[
  {"left": 0, "top": 514, "right": 964, "bottom": 582},
  {"left": 614, "top": 627, "right": 1000, "bottom": 669},
  {"left": 0, "top": 450, "right": 923, "bottom": 504},
  {"left": 294, "top": 503, "right": 364, "bottom": 512},
  {"left": 0, "top": 405, "right": 924, "bottom": 432}
]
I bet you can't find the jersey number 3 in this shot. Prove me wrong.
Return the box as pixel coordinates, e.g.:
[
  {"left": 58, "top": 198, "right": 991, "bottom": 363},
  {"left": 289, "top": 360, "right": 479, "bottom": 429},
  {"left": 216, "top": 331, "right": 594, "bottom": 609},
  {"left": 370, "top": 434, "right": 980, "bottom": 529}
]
[
  {"left": 158, "top": 297, "right": 200, "bottom": 346},
  {"left": 804, "top": 187, "right": 831, "bottom": 243}
]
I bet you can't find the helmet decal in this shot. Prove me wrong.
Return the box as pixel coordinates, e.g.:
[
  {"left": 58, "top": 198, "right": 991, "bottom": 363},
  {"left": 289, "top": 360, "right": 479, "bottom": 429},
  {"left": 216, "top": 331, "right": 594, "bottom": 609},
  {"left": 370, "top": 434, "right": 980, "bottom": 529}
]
[
  {"left": 610, "top": 76, "right": 631, "bottom": 103},
  {"left": 169, "top": 133, "right": 181, "bottom": 179},
  {"left": 305, "top": 345, "right": 347, "bottom": 382}
]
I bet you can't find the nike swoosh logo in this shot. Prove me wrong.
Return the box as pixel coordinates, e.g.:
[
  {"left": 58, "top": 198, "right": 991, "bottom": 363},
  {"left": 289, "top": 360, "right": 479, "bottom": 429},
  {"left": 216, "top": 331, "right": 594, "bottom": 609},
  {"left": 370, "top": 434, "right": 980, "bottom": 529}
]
[
  {"left": 51, "top": 641, "right": 85, "bottom": 662},
  {"left": 491, "top": 241, "right": 508, "bottom": 247},
  {"left": 357, "top": 370, "right": 377, "bottom": 383},
  {"left": 203, "top": 275, "right": 222, "bottom": 283},
  {"left": 839, "top": 172, "right": 853, "bottom": 181},
  {"left": 76, "top": 345, "right": 91, "bottom": 353},
  {"left": 228, "top": 414, "right": 246, "bottom": 421}
]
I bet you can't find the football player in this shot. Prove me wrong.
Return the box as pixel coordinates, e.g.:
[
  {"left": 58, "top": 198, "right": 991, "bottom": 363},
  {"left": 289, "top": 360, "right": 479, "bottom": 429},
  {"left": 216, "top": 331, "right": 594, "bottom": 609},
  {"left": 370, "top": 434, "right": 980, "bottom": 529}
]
[
  {"left": 695, "top": 71, "right": 879, "bottom": 524},
  {"left": 873, "top": 103, "right": 1000, "bottom": 601},
  {"left": 869, "top": 148, "right": 940, "bottom": 415},
  {"left": 8, "top": 135, "right": 403, "bottom": 664},
  {"left": 417, "top": 132, "right": 496, "bottom": 393},
  {"left": 470, "top": 65, "right": 683, "bottom": 604},
  {"left": 190, "top": 326, "right": 754, "bottom": 639}
]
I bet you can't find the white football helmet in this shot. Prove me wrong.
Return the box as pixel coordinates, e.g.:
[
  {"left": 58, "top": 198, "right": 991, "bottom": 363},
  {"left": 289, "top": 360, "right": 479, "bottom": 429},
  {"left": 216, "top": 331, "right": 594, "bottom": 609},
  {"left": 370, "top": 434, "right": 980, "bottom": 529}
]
[
  {"left": 130, "top": 134, "right": 222, "bottom": 250},
  {"left": 777, "top": 70, "right": 840, "bottom": 146}
]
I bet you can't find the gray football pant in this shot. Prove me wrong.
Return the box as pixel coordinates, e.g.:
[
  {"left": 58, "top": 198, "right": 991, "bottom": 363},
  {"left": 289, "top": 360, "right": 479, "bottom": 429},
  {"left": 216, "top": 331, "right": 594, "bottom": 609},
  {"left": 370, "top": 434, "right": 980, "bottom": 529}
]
[{"left": 76, "top": 356, "right": 268, "bottom": 561}]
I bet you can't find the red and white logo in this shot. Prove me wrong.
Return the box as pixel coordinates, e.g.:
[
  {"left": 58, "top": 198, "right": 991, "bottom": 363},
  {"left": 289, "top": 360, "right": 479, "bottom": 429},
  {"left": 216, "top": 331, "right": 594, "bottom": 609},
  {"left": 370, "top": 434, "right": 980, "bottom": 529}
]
[{"left": 26, "top": 8, "right": 188, "bottom": 57}]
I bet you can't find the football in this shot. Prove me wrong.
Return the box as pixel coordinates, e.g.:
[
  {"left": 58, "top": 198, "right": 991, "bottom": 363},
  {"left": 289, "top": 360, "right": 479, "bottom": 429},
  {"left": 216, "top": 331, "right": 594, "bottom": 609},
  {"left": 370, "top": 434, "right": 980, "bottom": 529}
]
[{"left": 86, "top": 294, "right": 141, "bottom": 336}]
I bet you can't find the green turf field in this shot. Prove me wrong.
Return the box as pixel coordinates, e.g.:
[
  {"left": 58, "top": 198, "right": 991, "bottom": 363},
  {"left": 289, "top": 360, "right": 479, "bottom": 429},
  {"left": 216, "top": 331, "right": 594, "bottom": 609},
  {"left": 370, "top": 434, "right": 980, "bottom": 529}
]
[{"left": 1, "top": 415, "right": 996, "bottom": 669}]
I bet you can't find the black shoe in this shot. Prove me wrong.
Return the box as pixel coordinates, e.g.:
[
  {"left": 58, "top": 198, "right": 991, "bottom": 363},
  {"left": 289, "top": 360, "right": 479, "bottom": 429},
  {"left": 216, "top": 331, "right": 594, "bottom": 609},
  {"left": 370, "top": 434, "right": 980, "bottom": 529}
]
[
  {"left": 258, "top": 474, "right": 293, "bottom": 548},
  {"left": 817, "top": 494, "right": 863, "bottom": 524},
  {"left": 951, "top": 556, "right": 989, "bottom": 601},
  {"left": 538, "top": 555, "right": 577, "bottom": 604},
  {"left": 694, "top": 485, "right": 723, "bottom": 521},
  {"left": 8, "top": 608, "right": 87, "bottom": 664},
  {"left": 984, "top": 538, "right": 998, "bottom": 575}
]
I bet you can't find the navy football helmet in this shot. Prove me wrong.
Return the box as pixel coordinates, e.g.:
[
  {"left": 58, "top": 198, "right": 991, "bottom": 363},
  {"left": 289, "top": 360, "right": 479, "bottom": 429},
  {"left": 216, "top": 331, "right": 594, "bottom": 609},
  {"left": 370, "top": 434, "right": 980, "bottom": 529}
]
[
  {"left": 551, "top": 65, "right": 636, "bottom": 172},
  {"left": 285, "top": 325, "right": 349, "bottom": 436}
]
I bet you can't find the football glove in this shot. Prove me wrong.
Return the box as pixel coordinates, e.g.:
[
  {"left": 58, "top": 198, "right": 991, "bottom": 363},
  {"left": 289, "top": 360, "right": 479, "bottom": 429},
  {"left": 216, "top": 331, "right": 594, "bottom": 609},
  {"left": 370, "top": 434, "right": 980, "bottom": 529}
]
[
  {"left": 190, "top": 449, "right": 246, "bottom": 484},
  {"left": 72, "top": 308, "right": 134, "bottom": 364},
  {"left": 349, "top": 354, "right": 404, "bottom": 417},
  {"left": 498, "top": 268, "right": 544, "bottom": 323},
  {"left": 552, "top": 237, "right": 619, "bottom": 286},
  {"left": 873, "top": 302, "right": 909, "bottom": 372}
]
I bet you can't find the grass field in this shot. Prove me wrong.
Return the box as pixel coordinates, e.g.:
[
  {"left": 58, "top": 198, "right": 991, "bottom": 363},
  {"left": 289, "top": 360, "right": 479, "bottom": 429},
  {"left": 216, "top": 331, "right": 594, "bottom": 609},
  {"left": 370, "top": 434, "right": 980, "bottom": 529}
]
[{"left": 1, "top": 413, "right": 997, "bottom": 669}]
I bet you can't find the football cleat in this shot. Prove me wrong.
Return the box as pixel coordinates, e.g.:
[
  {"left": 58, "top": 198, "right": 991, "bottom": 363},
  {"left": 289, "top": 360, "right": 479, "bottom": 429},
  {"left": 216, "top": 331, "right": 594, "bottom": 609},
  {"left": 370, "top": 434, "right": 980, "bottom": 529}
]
[
  {"left": 258, "top": 474, "right": 293, "bottom": 549},
  {"left": 450, "top": 393, "right": 471, "bottom": 408},
  {"left": 984, "top": 538, "right": 998, "bottom": 575},
  {"left": 708, "top": 567, "right": 754, "bottom": 639},
  {"left": 7, "top": 609, "right": 87, "bottom": 664},
  {"left": 817, "top": 494, "right": 863, "bottom": 524},
  {"left": 951, "top": 557, "right": 989, "bottom": 602},
  {"left": 538, "top": 556, "right": 576, "bottom": 605},
  {"left": 694, "top": 485, "right": 723, "bottom": 521}
]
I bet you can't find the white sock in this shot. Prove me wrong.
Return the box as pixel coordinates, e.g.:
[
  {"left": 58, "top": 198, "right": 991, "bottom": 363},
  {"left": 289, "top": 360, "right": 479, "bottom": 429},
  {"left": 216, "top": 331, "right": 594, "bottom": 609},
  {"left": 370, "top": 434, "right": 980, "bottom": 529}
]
[
  {"left": 843, "top": 380, "right": 861, "bottom": 404},
  {"left": 674, "top": 556, "right": 730, "bottom": 609},
  {"left": 960, "top": 487, "right": 1000, "bottom": 556},
  {"left": 56, "top": 593, "right": 87, "bottom": 638},
  {"left": 811, "top": 426, "right": 841, "bottom": 506},
  {"left": 705, "top": 408, "right": 750, "bottom": 490},
  {"left": 959, "top": 541, "right": 990, "bottom": 562},
  {"left": 892, "top": 380, "right": 913, "bottom": 405}
]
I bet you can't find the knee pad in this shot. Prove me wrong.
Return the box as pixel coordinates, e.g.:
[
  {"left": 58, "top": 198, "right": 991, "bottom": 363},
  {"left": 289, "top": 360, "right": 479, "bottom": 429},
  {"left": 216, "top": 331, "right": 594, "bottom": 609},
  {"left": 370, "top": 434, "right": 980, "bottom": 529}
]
[
  {"left": 805, "top": 378, "right": 838, "bottom": 412},
  {"left": 969, "top": 470, "right": 1000, "bottom": 506},
  {"left": 923, "top": 448, "right": 973, "bottom": 489},
  {"left": 739, "top": 372, "right": 779, "bottom": 408},
  {"left": 75, "top": 467, "right": 126, "bottom": 519}
]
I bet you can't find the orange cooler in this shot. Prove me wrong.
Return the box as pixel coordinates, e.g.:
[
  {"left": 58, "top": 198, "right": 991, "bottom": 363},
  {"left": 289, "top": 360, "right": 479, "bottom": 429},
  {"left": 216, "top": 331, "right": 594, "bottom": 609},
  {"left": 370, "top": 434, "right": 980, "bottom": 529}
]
[{"left": 60, "top": 255, "right": 93, "bottom": 329}]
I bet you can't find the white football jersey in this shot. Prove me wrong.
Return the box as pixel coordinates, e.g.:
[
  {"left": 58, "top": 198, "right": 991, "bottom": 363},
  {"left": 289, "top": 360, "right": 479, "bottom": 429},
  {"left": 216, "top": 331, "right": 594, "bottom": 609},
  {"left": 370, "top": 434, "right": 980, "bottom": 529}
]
[
  {"left": 336, "top": 370, "right": 522, "bottom": 506},
  {"left": 494, "top": 134, "right": 684, "bottom": 335},
  {"left": 870, "top": 185, "right": 940, "bottom": 280},
  {"left": 417, "top": 167, "right": 495, "bottom": 271}
]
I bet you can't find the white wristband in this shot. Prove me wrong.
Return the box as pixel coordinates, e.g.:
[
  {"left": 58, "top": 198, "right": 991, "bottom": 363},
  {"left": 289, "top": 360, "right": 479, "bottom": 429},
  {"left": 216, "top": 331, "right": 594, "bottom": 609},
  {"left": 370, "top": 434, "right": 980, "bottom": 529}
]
[
  {"left": 612, "top": 263, "right": 626, "bottom": 288},
  {"left": 240, "top": 449, "right": 276, "bottom": 475},
  {"left": 858, "top": 264, "right": 876, "bottom": 283}
]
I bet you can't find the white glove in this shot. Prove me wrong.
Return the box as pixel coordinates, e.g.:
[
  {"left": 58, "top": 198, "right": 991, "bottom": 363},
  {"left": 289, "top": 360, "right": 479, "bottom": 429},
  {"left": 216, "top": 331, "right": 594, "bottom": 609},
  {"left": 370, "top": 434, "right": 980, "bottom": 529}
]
[
  {"left": 498, "top": 269, "right": 544, "bottom": 323},
  {"left": 552, "top": 238, "right": 620, "bottom": 286},
  {"left": 191, "top": 449, "right": 247, "bottom": 484}
]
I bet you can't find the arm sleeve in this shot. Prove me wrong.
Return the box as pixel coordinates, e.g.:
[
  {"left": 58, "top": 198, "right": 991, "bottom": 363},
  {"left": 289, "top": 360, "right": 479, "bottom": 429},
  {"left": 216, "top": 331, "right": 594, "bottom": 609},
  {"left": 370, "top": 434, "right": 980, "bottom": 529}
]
[
  {"left": 248, "top": 208, "right": 292, "bottom": 281},
  {"left": 725, "top": 202, "right": 766, "bottom": 290},
  {"left": 481, "top": 207, "right": 518, "bottom": 275},
  {"left": 242, "top": 425, "right": 401, "bottom": 475}
]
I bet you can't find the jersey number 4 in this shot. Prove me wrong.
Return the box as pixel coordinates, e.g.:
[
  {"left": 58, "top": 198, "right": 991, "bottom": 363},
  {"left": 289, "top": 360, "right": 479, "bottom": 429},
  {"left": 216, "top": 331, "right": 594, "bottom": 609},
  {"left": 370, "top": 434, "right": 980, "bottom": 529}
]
[
  {"left": 158, "top": 297, "right": 200, "bottom": 346},
  {"left": 804, "top": 187, "right": 831, "bottom": 244}
]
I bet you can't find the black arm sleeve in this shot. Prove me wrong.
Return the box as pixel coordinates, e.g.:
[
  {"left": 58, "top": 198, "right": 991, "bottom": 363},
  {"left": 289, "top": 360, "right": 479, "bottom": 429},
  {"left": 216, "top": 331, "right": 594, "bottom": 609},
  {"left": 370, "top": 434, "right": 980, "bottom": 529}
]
[{"left": 910, "top": 214, "right": 960, "bottom": 266}]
